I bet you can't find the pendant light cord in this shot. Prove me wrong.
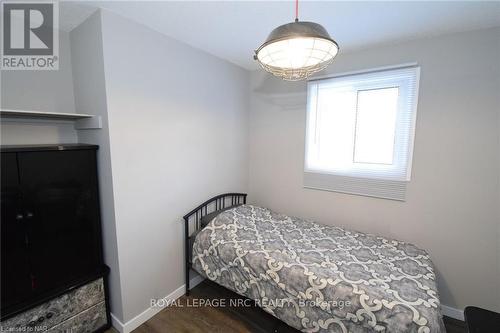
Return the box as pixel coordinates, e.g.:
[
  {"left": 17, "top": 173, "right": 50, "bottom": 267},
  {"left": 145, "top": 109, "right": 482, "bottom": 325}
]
[{"left": 295, "top": 0, "right": 299, "bottom": 22}]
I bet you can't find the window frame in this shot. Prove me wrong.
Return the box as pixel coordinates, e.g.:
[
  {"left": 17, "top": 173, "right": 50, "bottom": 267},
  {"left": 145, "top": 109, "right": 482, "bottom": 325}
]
[{"left": 304, "top": 64, "right": 421, "bottom": 200}]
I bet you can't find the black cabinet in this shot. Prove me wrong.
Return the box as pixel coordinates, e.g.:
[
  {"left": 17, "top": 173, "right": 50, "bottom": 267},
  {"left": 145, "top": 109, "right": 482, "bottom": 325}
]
[
  {"left": 1, "top": 153, "right": 32, "bottom": 310},
  {"left": 1, "top": 144, "right": 106, "bottom": 319}
]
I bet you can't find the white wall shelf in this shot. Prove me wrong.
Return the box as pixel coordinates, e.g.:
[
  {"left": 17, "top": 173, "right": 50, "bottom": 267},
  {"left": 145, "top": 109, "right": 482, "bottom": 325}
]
[
  {"left": 0, "top": 109, "right": 102, "bottom": 129},
  {"left": 1, "top": 109, "right": 92, "bottom": 120}
]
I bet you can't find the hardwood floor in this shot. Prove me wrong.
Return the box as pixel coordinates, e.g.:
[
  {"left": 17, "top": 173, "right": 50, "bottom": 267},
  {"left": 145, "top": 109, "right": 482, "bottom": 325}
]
[{"left": 106, "top": 280, "right": 466, "bottom": 333}]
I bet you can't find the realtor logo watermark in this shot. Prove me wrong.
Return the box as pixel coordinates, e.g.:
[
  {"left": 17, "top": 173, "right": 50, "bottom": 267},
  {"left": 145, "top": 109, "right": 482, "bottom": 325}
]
[{"left": 1, "top": 0, "right": 59, "bottom": 70}]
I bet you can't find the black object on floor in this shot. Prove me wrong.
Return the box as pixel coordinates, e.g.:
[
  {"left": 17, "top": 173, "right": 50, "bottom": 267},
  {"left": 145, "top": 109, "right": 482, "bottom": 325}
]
[
  {"left": 464, "top": 306, "right": 500, "bottom": 332},
  {"left": 443, "top": 315, "right": 467, "bottom": 333}
]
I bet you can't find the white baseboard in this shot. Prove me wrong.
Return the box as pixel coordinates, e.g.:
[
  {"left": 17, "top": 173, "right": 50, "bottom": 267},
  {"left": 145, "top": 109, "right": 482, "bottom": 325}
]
[
  {"left": 110, "top": 275, "right": 205, "bottom": 333},
  {"left": 441, "top": 304, "right": 464, "bottom": 321}
]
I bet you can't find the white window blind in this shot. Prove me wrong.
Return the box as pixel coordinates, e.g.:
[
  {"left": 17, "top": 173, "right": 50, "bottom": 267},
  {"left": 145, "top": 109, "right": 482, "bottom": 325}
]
[{"left": 304, "top": 65, "right": 420, "bottom": 200}]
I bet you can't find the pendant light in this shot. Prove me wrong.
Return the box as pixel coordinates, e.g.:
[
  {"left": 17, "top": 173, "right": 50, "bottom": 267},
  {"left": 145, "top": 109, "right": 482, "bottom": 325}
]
[{"left": 254, "top": 0, "right": 339, "bottom": 81}]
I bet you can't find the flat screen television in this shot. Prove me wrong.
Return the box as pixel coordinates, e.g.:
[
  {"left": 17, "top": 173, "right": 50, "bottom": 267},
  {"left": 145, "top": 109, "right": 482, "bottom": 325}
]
[{"left": 1, "top": 145, "right": 104, "bottom": 318}]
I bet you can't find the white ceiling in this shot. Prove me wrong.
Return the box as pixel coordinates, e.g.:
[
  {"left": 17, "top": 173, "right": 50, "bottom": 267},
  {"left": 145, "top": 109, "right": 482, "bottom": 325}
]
[{"left": 60, "top": 1, "right": 500, "bottom": 70}]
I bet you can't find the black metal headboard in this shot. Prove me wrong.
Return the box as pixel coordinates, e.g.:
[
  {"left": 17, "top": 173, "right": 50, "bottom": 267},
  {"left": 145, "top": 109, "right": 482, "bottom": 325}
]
[{"left": 183, "top": 193, "right": 247, "bottom": 294}]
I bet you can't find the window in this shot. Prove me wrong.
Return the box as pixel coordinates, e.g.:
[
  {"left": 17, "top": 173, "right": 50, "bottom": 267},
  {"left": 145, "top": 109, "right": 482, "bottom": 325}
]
[{"left": 304, "top": 65, "right": 420, "bottom": 200}]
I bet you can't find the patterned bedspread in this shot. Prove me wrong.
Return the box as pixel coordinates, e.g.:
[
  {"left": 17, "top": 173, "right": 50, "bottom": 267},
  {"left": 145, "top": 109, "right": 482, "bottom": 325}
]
[{"left": 192, "top": 205, "right": 445, "bottom": 333}]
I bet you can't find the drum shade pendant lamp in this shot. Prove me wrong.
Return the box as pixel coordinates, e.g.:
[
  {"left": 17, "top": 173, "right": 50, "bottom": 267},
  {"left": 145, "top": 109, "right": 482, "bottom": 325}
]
[{"left": 254, "top": 0, "right": 339, "bottom": 81}]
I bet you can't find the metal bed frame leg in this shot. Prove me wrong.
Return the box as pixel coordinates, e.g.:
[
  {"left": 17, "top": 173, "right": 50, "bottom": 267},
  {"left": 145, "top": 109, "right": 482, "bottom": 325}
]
[
  {"left": 185, "top": 266, "right": 190, "bottom": 296},
  {"left": 184, "top": 217, "right": 190, "bottom": 296}
]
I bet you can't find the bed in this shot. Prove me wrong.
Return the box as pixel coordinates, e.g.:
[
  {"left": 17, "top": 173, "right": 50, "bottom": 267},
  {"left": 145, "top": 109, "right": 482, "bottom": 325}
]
[{"left": 184, "top": 193, "right": 445, "bottom": 333}]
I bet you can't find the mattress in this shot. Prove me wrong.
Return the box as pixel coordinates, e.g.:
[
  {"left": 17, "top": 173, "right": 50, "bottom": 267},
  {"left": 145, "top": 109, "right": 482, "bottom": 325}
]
[{"left": 192, "top": 205, "right": 445, "bottom": 333}]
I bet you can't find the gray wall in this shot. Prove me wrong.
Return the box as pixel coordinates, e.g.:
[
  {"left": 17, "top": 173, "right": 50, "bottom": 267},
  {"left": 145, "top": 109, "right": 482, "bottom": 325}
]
[
  {"left": 98, "top": 10, "right": 249, "bottom": 323},
  {"left": 70, "top": 11, "right": 124, "bottom": 321},
  {"left": 0, "top": 119, "right": 77, "bottom": 145},
  {"left": 1, "top": 7, "right": 498, "bottom": 324},
  {"left": 0, "top": 9, "right": 250, "bottom": 326},
  {"left": 248, "top": 27, "right": 500, "bottom": 313},
  {"left": 0, "top": 30, "right": 77, "bottom": 145},
  {"left": 498, "top": 28, "right": 500, "bottom": 316},
  {"left": 0, "top": 30, "right": 76, "bottom": 114}
]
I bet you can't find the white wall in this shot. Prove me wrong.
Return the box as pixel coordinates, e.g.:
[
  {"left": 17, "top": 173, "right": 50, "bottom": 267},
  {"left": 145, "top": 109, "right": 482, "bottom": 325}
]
[
  {"left": 70, "top": 11, "right": 124, "bottom": 321},
  {"left": 98, "top": 10, "right": 249, "bottom": 324},
  {"left": 248, "top": 27, "right": 500, "bottom": 313},
  {"left": 0, "top": 31, "right": 78, "bottom": 145}
]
